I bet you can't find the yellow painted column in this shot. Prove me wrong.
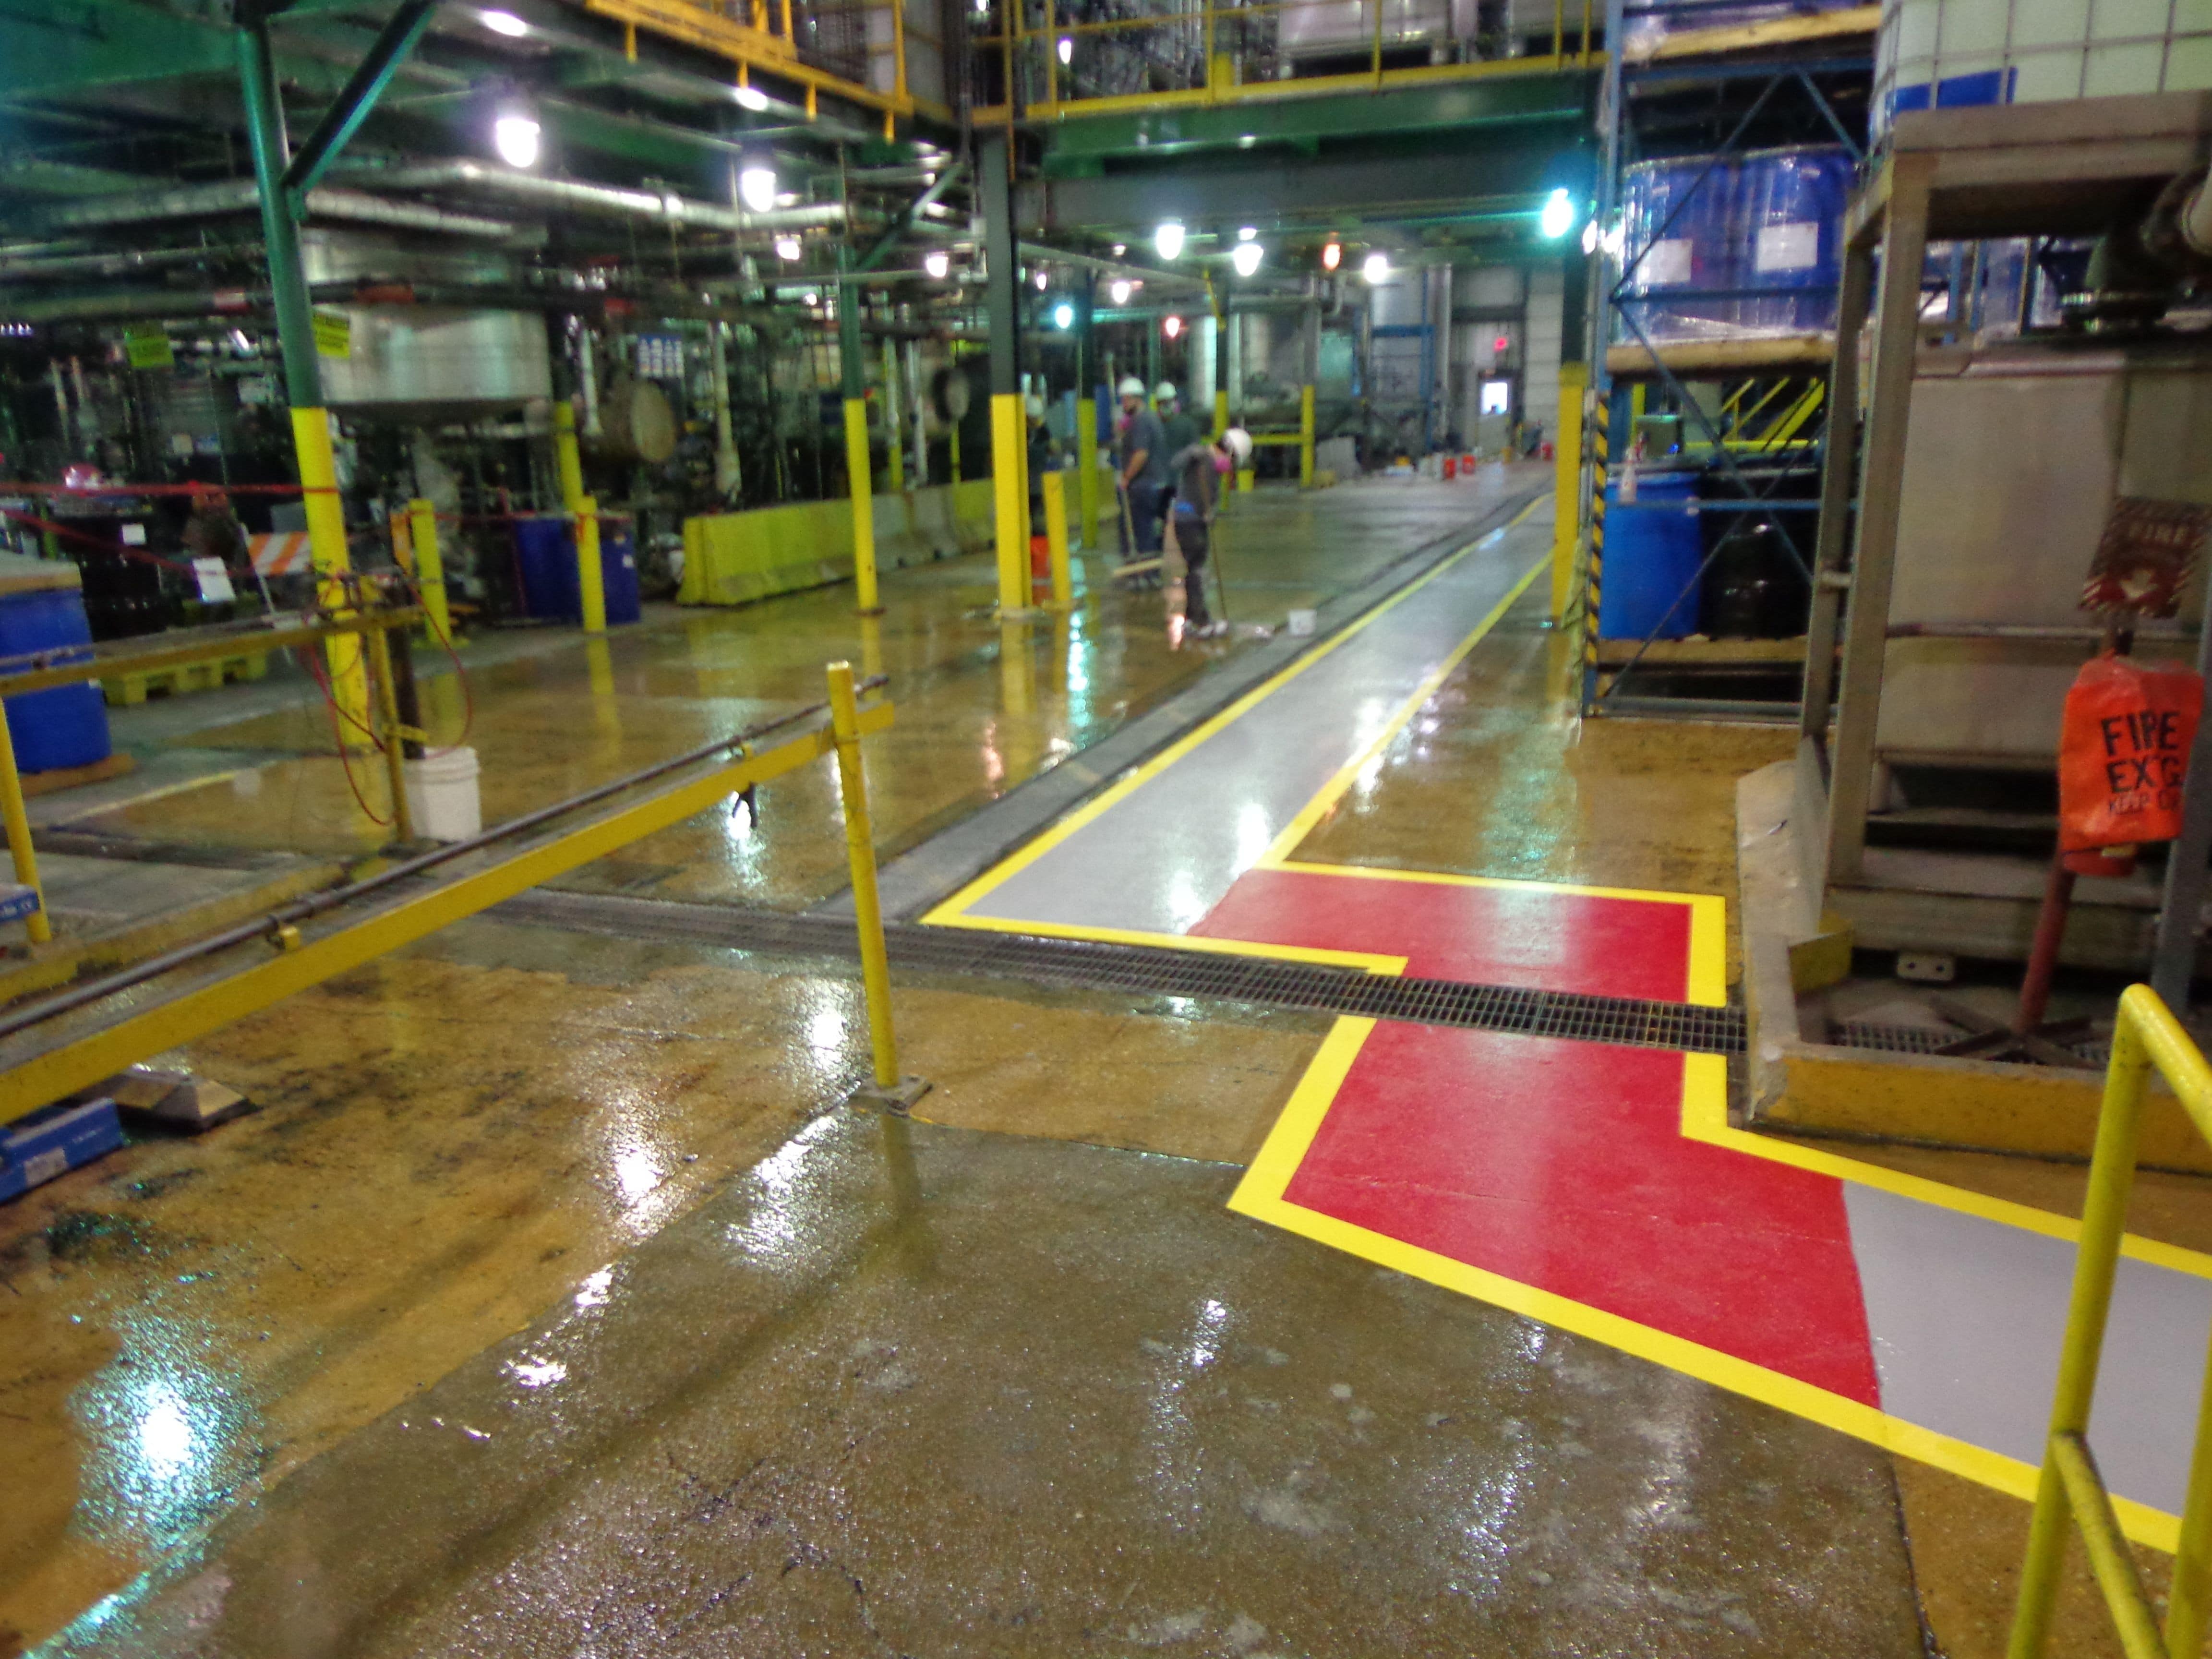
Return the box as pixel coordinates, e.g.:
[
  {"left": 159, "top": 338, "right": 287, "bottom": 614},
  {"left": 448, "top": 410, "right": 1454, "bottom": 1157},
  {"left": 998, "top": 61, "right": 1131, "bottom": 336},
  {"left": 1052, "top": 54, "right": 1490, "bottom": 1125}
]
[
  {"left": 1551, "top": 362, "right": 1588, "bottom": 625},
  {"left": 553, "top": 400, "right": 586, "bottom": 511},
  {"left": 990, "top": 392, "right": 1028, "bottom": 614},
  {"left": 1043, "top": 469, "right": 1072, "bottom": 610},
  {"left": 827, "top": 660, "right": 901, "bottom": 1092},
  {"left": 407, "top": 498, "right": 450, "bottom": 642},
  {"left": 1212, "top": 388, "right": 1228, "bottom": 440},
  {"left": 0, "top": 708, "right": 50, "bottom": 943},
  {"left": 576, "top": 494, "right": 606, "bottom": 635},
  {"left": 290, "top": 406, "right": 370, "bottom": 744},
  {"left": 1298, "top": 384, "right": 1316, "bottom": 489},
  {"left": 1076, "top": 395, "right": 1100, "bottom": 548},
  {"left": 846, "top": 397, "right": 881, "bottom": 613},
  {"left": 1237, "top": 468, "right": 1255, "bottom": 494}
]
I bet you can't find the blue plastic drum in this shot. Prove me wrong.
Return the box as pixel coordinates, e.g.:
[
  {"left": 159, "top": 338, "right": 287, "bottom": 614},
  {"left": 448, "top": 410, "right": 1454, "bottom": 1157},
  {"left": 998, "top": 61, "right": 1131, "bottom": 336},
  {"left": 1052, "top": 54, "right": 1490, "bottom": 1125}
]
[
  {"left": 1735, "top": 146, "right": 1853, "bottom": 335},
  {"left": 1599, "top": 470, "right": 1703, "bottom": 641},
  {"left": 0, "top": 583, "right": 111, "bottom": 776},
  {"left": 1621, "top": 158, "right": 1739, "bottom": 342}
]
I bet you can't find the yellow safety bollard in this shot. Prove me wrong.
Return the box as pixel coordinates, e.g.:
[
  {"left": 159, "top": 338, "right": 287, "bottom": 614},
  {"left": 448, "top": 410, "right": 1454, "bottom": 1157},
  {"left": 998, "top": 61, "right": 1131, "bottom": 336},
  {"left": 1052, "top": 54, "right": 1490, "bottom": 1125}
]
[
  {"left": 990, "top": 392, "right": 1031, "bottom": 616},
  {"left": 1298, "top": 384, "right": 1316, "bottom": 490},
  {"left": 0, "top": 706, "right": 51, "bottom": 944},
  {"left": 1042, "top": 469, "right": 1073, "bottom": 611},
  {"left": 291, "top": 406, "right": 371, "bottom": 746},
  {"left": 407, "top": 498, "right": 450, "bottom": 643},
  {"left": 846, "top": 396, "right": 882, "bottom": 614},
  {"left": 576, "top": 495, "right": 607, "bottom": 636},
  {"left": 553, "top": 400, "right": 586, "bottom": 512},
  {"left": 827, "top": 661, "right": 926, "bottom": 1112},
  {"left": 1077, "top": 395, "right": 1100, "bottom": 547},
  {"left": 362, "top": 622, "right": 416, "bottom": 843},
  {"left": 1552, "top": 363, "right": 1588, "bottom": 625}
]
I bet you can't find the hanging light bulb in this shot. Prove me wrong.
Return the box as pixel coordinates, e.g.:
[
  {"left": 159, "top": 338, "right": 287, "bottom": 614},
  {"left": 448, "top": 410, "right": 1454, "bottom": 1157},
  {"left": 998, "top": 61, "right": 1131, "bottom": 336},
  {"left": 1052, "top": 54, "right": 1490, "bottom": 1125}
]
[
  {"left": 1154, "top": 220, "right": 1185, "bottom": 261},
  {"left": 1052, "top": 301, "right": 1075, "bottom": 329},
  {"left": 1034, "top": 268, "right": 1048, "bottom": 291},
  {"left": 493, "top": 110, "right": 541, "bottom": 169},
  {"left": 925, "top": 249, "right": 950, "bottom": 279},
  {"left": 738, "top": 154, "right": 777, "bottom": 214},
  {"left": 1109, "top": 278, "right": 1132, "bottom": 305},
  {"left": 481, "top": 8, "right": 529, "bottom": 35},
  {"left": 1232, "top": 240, "right": 1262, "bottom": 277},
  {"left": 734, "top": 84, "right": 769, "bottom": 111},
  {"left": 1163, "top": 315, "right": 1183, "bottom": 339},
  {"left": 774, "top": 235, "right": 802, "bottom": 261},
  {"left": 1539, "top": 187, "right": 1576, "bottom": 240},
  {"left": 1057, "top": 34, "right": 1072, "bottom": 62},
  {"left": 1237, "top": 225, "right": 1257, "bottom": 241},
  {"left": 1321, "top": 239, "right": 1342, "bottom": 272},
  {"left": 1362, "top": 251, "right": 1389, "bottom": 283}
]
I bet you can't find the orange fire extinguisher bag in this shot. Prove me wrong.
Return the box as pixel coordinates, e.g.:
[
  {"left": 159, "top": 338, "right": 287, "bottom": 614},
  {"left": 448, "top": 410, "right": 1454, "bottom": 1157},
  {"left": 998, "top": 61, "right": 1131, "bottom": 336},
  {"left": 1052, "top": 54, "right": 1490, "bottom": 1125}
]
[{"left": 2057, "top": 654, "right": 2204, "bottom": 853}]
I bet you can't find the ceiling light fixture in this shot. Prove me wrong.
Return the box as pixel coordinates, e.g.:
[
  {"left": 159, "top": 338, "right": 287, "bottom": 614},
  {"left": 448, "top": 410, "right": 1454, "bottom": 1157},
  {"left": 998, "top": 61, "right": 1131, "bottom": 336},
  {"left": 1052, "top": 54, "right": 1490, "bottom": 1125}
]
[
  {"left": 1163, "top": 314, "right": 1182, "bottom": 339},
  {"left": 1052, "top": 300, "right": 1075, "bottom": 329},
  {"left": 925, "top": 250, "right": 950, "bottom": 279},
  {"left": 774, "top": 235, "right": 802, "bottom": 261},
  {"left": 1231, "top": 240, "right": 1262, "bottom": 277},
  {"left": 1237, "top": 225, "right": 1257, "bottom": 241},
  {"left": 734, "top": 84, "right": 769, "bottom": 111},
  {"left": 1362, "top": 250, "right": 1389, "bottom": 283},
  {"left": 738, "top": 155, "right": 777, "bottom": 214},
  {"left": 1109, "top": 278, "right": 1132, "bottom": 305},
  {"left": 1154, "top": 220, "right": 1185, "bottom": 261},
  {"left": 1057, "top": 34, "right": 1072, "bottom": 62},
  {"left": 481, "top": 8, "right": 529, "bottom": 35},
  {"left": 493, "top": 111, "right": 541, "bottom": 169},
  {"left": 1321, "top": 239, "right": 1342, "bottom": 272},
  {"left": 1539, "top": 187, "right": 1576, "bottom": 240}
]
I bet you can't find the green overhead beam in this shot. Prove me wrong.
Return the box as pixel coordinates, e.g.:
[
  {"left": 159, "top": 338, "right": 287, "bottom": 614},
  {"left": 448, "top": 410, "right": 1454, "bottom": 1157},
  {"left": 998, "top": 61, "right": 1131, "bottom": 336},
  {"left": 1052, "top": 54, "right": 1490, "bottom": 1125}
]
[
  {"left": 1038, "top": 73, "right": 1594, "bottom": 177},
  {"left": 283, "top": 0, "right": 441, "bottom": 205},
  {"left": 0, "top": 0, "right": 358, "bottom": 100}
]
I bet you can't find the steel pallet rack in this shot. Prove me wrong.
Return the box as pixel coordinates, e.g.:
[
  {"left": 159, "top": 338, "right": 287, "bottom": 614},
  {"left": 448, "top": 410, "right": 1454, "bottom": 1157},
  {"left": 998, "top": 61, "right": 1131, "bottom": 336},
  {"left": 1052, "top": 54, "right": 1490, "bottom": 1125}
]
[{"left": 1578, "top": 0, "right": 1876, "bottom": 721}]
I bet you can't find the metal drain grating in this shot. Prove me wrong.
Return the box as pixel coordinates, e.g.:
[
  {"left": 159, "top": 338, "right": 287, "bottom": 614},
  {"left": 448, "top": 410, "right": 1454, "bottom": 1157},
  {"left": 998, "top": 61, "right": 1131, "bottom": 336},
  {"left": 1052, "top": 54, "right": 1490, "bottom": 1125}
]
[
  {"left": 1829, "top": 1020, "right": 2110, "bottom": 1067},
  {"left": 497, "top": 890, "right": 1747, "bottom": 1056}
]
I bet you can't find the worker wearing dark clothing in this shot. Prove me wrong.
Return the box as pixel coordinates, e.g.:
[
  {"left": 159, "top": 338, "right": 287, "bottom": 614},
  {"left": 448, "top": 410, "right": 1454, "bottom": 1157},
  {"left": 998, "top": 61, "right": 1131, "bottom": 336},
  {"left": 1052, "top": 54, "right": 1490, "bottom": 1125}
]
[
  {"left": 1167, "top": 436, "right": 1224, "bottom": 635},
  {"left": 1117, "top": 377, "right": 1166, "bottom": 555}
]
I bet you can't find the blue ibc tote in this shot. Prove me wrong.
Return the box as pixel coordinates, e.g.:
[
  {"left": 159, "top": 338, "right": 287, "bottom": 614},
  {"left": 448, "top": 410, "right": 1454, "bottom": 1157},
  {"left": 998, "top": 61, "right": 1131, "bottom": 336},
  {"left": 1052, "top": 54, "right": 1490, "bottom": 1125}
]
[
  {"left": 1735, "top": 146, "right": 1853, "bottom": 335},
  {"left": 1621, "top": 158, "right": 1738, "bottom": 341},
  {"left": 511, "top": 517, "right": 642, "bottom": 626},
  {"left": 1599, "top": 470, "right": 1703, "bottom": 641},
  {"left": 0, "top": 557, "right": 111, "bottom": 776}
]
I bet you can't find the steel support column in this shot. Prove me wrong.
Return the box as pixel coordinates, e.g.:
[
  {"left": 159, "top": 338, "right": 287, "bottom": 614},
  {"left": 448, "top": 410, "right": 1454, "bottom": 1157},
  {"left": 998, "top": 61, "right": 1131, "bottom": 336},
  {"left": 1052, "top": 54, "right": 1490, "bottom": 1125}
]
[
  {"left": 981, "top": 132, "right": 1029, "bottom": 614},
  {"left": 839, "top": 246, "right": 881, "bottom": 612}
]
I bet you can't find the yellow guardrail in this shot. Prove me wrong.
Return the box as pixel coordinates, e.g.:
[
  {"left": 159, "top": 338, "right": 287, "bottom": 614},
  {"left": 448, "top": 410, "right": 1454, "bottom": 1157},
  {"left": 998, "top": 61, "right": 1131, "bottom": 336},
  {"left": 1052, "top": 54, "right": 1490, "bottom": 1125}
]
[
  {"left": 2009, "top": 983, "right": 2212, "bottom": 1659},
  {"left": 0, "top": 663, "right": 919, "bottom": 1125}
]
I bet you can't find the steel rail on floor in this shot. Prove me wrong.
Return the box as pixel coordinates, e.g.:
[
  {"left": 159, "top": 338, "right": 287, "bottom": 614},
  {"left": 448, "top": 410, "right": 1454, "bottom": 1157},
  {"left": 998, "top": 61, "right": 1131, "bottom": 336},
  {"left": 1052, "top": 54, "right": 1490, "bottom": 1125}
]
[
  {"left": 2009, "top": 985, "right": 2212, "bottom": 1659},
  {"left": 0, "top": 668, "right": 904, "bottom": 1128}
]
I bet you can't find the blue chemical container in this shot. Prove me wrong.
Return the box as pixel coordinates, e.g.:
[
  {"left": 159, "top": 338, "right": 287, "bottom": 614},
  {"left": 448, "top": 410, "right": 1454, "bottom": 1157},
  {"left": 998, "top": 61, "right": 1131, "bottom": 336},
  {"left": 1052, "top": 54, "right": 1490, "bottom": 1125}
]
[
  {"left": 511, "top": 517, "right": 641, "bottom": 626},
  {"left": 1621, "top": 158, "right": 1738, "bottom": 342},
  {"left": 1735, "top": 146, "right": 1854, "bottom": 336},
  {"left": 1599, "top": 470, "right": 1703, "bottom": 641},
  {"left": 0, "top": 560, "right": 112, "bottom": 776}
]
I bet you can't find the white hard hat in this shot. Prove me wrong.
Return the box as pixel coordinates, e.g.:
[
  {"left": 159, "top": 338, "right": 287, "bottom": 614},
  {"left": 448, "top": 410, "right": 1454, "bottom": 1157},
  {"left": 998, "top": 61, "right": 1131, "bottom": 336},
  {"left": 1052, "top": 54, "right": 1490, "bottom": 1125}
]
[
  {"left": 1024, "top": 393, "right": 1046, "bottom": 419},
  {"left": 1223, "top": 426, "right": 1253, "bottom": 463},
  {"left": 1118, "top": 376, "right": 1147, "bottom": 398},
  {"left": 1154, "top": 381, "right": 1178, "bottom": 404}
]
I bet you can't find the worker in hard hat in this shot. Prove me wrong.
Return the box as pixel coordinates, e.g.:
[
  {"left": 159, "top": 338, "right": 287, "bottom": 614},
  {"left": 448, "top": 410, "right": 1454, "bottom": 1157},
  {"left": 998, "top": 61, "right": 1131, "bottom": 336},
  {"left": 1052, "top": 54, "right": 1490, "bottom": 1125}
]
[
  {"left": 1024, "top": 391, "right": 1061, "bottom": 534},
  {"left": 1156, "top": 381, "right": 1199, "bottom": 460},
  {"left": 1116, "top": 374, "right": 1166, "bottom": 559},
  {"left": 1166, "top": 426, "right": 1251, "bottom": 638}
]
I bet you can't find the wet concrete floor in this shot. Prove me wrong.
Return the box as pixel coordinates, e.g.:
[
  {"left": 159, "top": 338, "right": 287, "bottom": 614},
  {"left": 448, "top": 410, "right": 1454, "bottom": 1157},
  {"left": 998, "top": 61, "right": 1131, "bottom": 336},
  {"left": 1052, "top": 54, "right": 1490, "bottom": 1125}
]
[{"left": 1, "top": 468, "right": 2197, "bottom": 1656}]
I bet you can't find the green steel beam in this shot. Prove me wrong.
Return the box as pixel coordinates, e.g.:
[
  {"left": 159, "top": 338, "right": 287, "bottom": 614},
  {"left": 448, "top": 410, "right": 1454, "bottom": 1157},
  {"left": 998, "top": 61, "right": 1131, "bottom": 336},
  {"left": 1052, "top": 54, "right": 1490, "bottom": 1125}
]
[
  {"left": 854, "top": 162, "right": 966, "bottom": 274},
  {"left": 0, "top": 0, "right": 372, "bottom": 99},
  {"left": 282, "top": 0, "right": 441, "bottom": 204},
  {"left": 238, "top": 17, "right": 322, "bottom": 409},
  {"left": 1039, "top": 73, "right": 1594, "bottom": 177}
]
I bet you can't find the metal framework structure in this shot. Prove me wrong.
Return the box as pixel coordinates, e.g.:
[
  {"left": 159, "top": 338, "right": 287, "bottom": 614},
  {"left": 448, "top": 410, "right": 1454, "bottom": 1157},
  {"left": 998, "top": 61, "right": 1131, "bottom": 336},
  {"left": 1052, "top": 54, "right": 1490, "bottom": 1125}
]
[
  {"left": 1804, "top": 92, "right": 2212, "bottom": 973},
  {"left": 1577, "top": 0, "right": 1873, "bottom": 721}
]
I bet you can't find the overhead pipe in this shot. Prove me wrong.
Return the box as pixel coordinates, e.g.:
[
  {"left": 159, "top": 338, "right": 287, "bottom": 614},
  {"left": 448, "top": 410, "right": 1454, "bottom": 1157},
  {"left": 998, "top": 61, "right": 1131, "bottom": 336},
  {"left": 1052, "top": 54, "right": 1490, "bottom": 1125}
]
[
  {"left": 33, "top": 180, "right": 517, "bottom": 240},
  {"left": 0, "top": 244, "right": 263, "bottom": 285},
  {"left": 329, "top": 161, "right": 849, "bottom": 232}
]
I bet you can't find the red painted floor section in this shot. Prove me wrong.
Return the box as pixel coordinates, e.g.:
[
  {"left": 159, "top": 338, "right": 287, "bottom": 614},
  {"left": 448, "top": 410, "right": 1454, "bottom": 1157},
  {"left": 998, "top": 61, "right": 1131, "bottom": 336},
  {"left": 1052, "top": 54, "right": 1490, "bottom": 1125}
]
[
  {"left": 1192, "top": 866, "right": 1693, "bottom": 1002},
  {"left": 1203, "top": 864, "right": 1879, "bottom": 1406}
]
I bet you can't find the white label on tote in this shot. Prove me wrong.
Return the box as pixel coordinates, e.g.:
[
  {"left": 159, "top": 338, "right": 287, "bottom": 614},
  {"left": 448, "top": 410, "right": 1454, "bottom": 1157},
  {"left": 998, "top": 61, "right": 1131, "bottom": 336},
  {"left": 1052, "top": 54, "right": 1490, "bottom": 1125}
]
[
  {"left": 1642, "top": 238, "right": 1693, "bottom": 286},
  {"left": 1755, "top": 222, "right": 1820, "bottom": 273}
]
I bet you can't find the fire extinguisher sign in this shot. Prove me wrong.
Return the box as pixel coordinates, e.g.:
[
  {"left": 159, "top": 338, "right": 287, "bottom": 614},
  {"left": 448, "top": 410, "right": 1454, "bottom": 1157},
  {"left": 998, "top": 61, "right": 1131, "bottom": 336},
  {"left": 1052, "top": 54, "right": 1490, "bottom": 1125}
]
[{"left": 2060, "top": 658, "right": 2205, "bottom": 852}]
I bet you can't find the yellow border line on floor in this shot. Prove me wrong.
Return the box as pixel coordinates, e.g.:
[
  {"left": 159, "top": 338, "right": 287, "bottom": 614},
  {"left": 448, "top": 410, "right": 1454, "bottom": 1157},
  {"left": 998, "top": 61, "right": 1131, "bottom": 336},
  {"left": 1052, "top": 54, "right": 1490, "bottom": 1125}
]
[
  {"left": 922, "top": 497, "right": 1547, "bottom": 929},
  {"left": 1229, "top": 1034, "right": 2187, "bottom": 1552}
]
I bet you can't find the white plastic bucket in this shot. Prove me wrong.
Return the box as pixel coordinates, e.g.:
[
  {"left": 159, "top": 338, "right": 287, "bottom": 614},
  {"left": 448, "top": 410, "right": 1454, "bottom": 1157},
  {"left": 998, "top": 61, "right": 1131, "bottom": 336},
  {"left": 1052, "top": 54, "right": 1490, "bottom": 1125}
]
[
  {"left": 403, "top": 746, "right": 482, "bottom": 842},
  {"left": 1287, "top": 608, "right": 1318, "bottom": 637}
]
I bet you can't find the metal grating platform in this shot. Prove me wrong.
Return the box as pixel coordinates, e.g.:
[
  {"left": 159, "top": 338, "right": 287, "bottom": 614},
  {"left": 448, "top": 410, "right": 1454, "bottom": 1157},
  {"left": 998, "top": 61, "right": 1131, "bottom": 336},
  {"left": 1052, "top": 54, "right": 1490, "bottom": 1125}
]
[{"left": 496, "top": 890, "right": 1749, "bottom": 1056}]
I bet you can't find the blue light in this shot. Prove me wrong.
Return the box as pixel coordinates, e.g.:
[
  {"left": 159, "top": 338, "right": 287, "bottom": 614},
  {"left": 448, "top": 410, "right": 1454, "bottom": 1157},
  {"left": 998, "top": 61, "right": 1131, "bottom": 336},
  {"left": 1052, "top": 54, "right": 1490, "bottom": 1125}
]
[{"left": 1539, "top": 188, "right": 1575, "bottom": 240}]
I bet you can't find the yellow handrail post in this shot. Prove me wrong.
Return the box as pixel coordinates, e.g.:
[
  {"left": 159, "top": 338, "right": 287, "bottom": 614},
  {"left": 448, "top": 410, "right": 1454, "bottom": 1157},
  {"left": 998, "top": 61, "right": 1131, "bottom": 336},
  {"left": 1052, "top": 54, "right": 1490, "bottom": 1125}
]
[
  {"left": 1298, "top": 383, "right": 1316, "bottom": 488},
  {"left": 407, "top": 498, "right": 450, "bottom": 643},
  {"left": 827, "top": 660, "right": 926, "bottom": 1111},
  {"left": 1551, "top": 362, "right": 1587, "bottom": 624},
  {"left": 2008, "top": 984, "right": 2212, "bottom": 1659},
  {"left": 292, "top": 407, "right": 371, "bottom": 747},
  {"left": 362, "top": 621, "right": 416, "bottom": 843},
  {"left": 991, "top": 391, "right": 1031, "bottom": 614},
  {"left": 576, "top": 495, "right": 607, "bottom": 636},
  {"left": 846, "top": 396, "right": 882, "bottom": 613},
  {"left": 0, "top": 707, "right": 50, "bottom": 944},
  {"left": 1043, "top": 468, "right": 1073, "bottom": 610},
  {"left": 1077, "top": 394, "right": 1100, "bottom": 545}
]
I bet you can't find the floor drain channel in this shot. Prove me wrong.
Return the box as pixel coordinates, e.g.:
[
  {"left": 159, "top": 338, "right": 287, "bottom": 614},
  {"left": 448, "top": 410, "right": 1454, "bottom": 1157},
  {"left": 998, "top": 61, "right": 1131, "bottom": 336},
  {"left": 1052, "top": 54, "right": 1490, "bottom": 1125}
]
[{"left": 496, "top": 890, "right": 1747, "bottom": 1057}]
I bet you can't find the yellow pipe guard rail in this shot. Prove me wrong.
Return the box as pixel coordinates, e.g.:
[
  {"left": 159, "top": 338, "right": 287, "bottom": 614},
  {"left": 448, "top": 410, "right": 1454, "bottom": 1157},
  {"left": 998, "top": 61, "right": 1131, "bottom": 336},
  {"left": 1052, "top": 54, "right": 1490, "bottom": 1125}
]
[{"left": 2010, "top": 983, "right": 2212, "bottom": 1658}]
